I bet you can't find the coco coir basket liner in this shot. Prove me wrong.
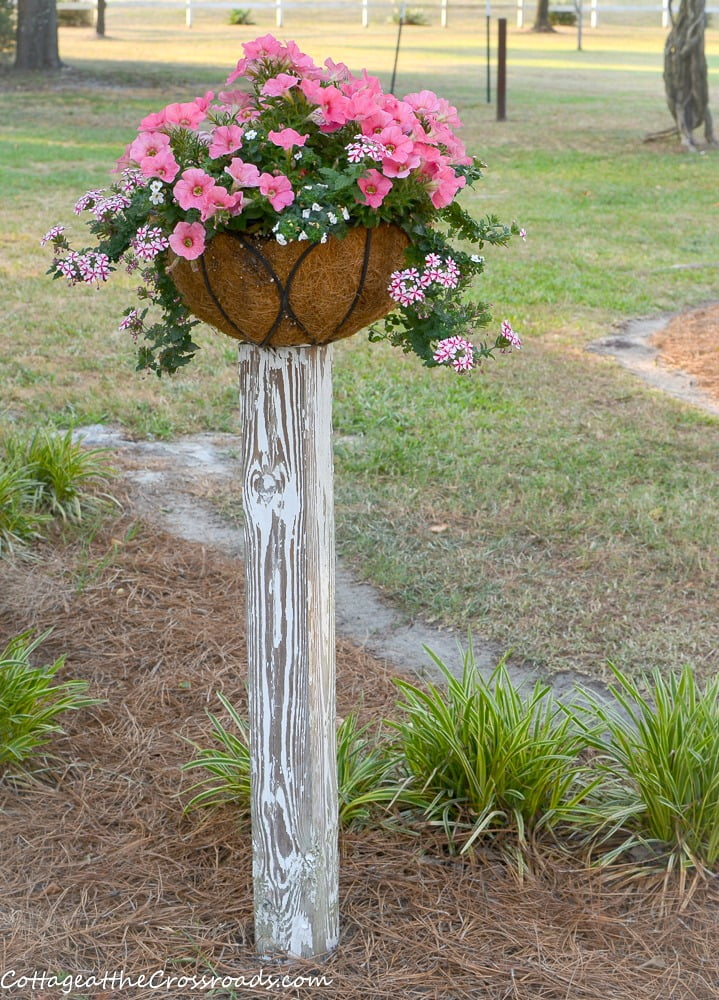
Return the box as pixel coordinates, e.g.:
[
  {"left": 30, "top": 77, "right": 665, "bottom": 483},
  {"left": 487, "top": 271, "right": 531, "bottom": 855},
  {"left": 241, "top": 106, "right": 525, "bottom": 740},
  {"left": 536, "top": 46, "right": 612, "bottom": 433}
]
[{"left": 168, "top": 223, "right": 409, "bottom": 348}]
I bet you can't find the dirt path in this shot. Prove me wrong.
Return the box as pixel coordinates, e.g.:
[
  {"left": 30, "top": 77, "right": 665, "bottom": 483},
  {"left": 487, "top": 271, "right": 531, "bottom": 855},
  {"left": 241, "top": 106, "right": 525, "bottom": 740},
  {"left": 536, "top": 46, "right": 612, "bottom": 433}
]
[{"left": 590, "top": 301, "right": 719, "bottom": 417}]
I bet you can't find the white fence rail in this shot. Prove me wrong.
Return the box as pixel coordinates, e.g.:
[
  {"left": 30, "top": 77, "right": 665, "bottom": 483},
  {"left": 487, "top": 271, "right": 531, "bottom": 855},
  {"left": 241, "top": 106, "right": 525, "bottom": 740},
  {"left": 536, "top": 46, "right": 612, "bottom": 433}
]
[{"left": 57, "top": 0, "right": 718, "bottom": 29}]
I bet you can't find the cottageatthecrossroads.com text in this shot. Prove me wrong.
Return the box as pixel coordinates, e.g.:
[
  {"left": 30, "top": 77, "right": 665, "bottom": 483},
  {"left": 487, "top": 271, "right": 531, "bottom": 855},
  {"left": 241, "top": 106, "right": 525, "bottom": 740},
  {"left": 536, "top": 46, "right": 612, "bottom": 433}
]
[{"left": 0, "top": 969, "right": 333, "bottom": 993}]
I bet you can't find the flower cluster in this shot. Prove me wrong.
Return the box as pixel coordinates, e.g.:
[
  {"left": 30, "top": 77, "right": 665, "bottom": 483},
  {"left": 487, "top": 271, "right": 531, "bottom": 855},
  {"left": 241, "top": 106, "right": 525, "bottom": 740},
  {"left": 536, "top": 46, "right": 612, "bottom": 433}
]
[
  {"left": 433, "top": 321, "right": 521, "bottom": 374},
  {"left": 43, "top": 34, "right": 522, "bottom": 376}
]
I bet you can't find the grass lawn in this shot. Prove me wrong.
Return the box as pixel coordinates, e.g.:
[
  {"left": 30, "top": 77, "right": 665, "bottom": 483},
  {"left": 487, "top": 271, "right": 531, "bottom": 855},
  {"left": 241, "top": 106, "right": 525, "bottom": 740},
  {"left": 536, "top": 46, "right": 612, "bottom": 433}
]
[{"left": 1, "top": 16, "right": 718, "bottom": 679}]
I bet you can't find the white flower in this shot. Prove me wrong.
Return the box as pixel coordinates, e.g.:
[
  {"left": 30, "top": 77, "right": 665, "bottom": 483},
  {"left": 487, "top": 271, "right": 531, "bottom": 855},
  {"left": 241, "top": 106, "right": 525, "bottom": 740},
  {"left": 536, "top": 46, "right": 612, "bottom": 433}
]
[
  {"left": 341, "top": 207, "right": 350, "bottom": 220},
  {"left": 293, "top": 151, "right": 303, "bottom": 161},
  {"left": 302, "top": 209, "right": 311, "bottom": 219},
  {"left": 328, "top": 212, "right": 337, "bottom": 225},
  {"left": 470, "top": 254, "right": 484, "bottom": 264},
  {"left": 244, "top": 129, "right": 258, "bottom": 140},
  {"left": 298, "top": 231, "right": 309, "bottom": 241},
  {"left": 320, "top": 233, "right": 328, "bottom": 243},
  {"left": 275, "top": 232, "right": 288, "bottom": 246},
  {"left": 311, "top": 202, "right": 322, "bottom": 212}
]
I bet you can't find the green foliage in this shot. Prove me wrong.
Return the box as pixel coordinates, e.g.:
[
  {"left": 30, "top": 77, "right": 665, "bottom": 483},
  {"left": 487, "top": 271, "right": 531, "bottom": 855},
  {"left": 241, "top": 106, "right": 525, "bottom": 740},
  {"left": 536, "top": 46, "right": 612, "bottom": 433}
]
[
  {"left": 183, "top": 698, "right": 396, "bottom": 828},
  {"left": 549, "top": 8, "right": 577, "bottom": 25},
  {"left": 336, "top": 713, "right": 396, "bottom": 827},
  {"left": 182, "top": 693, "right": 251, "bottom": 811},
  {"left": 57, "top": 7, "right": 94, "bottom": 27},
  {"left": 0, "top": 0, "right": 15, "bottom": 53},
  {"left": 179, "top": 656, "right": 719, "bottom": 875},
  {"left": 0, "top": 631, "right": 97, "bottom": 774},
  {"left": 392, "top": 7, "right": 430, "bottom": 24},
  {"left": 575, "top": 664, "right": 719, "bottom": 873},
  {"left": 227, "top": 8, "right": 254, "bottom": 25},
  {"left": 0, "top": 464, "right": 50, "bottom": 555},
  {"left": 389, "top": 647, "right": 595, "bottom": 853},
  {"left": 1, "top": 426, "right": 114, "bottom": 524}
]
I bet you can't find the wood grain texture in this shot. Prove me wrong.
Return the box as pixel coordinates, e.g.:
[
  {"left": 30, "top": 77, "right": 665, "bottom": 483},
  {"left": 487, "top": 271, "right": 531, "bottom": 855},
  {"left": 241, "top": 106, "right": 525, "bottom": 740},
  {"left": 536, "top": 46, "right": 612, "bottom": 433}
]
[{"left": 238, "top": 343, "right": 339, "bottom": 959}]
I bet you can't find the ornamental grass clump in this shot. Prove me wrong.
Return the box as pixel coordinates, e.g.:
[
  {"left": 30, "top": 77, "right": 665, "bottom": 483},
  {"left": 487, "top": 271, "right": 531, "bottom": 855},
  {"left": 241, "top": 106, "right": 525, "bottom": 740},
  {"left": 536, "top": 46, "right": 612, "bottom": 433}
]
[
  {"left": 184, "top": 698, "right": 395, "bottom": 829},
  {"left": 0, "top": 464, "right": 49, "bottom": 555},
  {"left": 389, "top": 648, "right": 596, "bottom": 854},
  {"left": 43, "top": 33, "right": 522, "bottom": 376},
  {"left": 1, "top": 426, "right": 114, "bottom": 524},
  {"left": 0, "top": 631, "right": 98, "bottom": 774},
  {"left": 574, "top": 663, "right": 719, "bottom": 876}
]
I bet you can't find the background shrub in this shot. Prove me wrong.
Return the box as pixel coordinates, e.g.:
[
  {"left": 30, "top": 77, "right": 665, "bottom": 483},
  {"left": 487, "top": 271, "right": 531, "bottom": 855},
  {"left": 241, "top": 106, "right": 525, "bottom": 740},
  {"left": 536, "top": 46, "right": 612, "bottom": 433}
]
[
  {"left": 227, "top": 8, "right": 254, "bottom": 25},
  {"left": 0, "top": 0, "right": 15, "bottom": 54},
  {"left": 57, "top": 7, "right": 94, "bottom": 27}
]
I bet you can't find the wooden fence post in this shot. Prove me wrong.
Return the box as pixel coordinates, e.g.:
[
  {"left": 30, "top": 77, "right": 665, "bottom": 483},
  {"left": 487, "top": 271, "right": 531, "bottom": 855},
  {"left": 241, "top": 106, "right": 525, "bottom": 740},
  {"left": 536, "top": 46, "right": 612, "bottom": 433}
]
[
  {"left": 497, "top": 17, "right": 507, "bottom": 122},
  {"left": 238, "top": 342, "right": 339, "bottom": 959}
]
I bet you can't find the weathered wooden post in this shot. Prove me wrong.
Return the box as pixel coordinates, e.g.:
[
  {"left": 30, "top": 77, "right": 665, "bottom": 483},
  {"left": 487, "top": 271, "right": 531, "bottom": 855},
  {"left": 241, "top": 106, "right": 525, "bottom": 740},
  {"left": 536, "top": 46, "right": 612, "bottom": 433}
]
[
  {"left": 238, "top": 343, "right": 339, "bottom": 958},
  {"left": 163, "top": 222, "right": 408, "bottom": 956}
]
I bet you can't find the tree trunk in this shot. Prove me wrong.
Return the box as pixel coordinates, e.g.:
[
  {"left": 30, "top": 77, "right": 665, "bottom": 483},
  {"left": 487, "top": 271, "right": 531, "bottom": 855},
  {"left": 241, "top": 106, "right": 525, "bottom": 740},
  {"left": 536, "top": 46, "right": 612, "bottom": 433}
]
[
  {"left": 664, "top": 0, "right": 716, "bottom": 148},
  {"left": 96, "top": 0, "right": 106, "bottom": 35},
  {"left": 238, "top": 343, "right": 339, "bottom": 959},
  {"left": 533, "top": 0, "right": 556, "bottom": 31},
  {"left": 14, "top": 0, "right": 60, "bottom": 70}
]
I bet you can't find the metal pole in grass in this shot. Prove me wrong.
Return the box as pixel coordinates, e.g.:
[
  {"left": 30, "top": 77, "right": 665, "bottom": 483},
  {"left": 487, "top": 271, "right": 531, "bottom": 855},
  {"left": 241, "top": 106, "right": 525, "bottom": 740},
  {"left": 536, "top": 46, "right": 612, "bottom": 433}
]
[
  {"left": 390, "top": 0, "right": 406, "bottom": 95},
  {"left": 238, "top": 343, "right": 339, "bottom": 959},
  {"left": 486, "top": 0, "right": 492, "bottom": 103},
  {"left": 496, "top": 17, "right": 507, "bottom": 121}
]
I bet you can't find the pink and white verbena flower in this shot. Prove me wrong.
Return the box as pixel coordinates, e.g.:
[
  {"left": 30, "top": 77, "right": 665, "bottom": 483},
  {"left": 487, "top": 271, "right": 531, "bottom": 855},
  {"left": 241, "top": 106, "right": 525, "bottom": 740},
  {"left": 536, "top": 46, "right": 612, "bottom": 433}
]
[
  {"left": 132, "top": 225, "right": 170, "bottom": 262},
  {"left": 501, "top": 319, "right": 522, "bottom": 350},
  {"left": 432, "top": 321, "right": 521, "bottom": 375},
  {"left": 433, "top": 336, "right": 476, "bottom": 373},
  {"left": 43, "top": 33, "right": 523, "bottom": 377}
]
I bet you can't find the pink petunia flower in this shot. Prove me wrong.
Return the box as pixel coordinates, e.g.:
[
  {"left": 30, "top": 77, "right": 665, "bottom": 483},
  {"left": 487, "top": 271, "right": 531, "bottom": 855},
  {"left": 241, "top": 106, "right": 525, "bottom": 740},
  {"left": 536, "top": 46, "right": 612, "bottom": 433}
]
[
  {"left": 299, "top": 79, "right": 351, "bottom": 130},
  {"left": 226, "top": 158, "right": 262, "bottom": 188},
  {"left": 377, "top": 125, "right": 415, "bottom": 164},
  {"left": 163, "top": 101, "right": 208, "bottom": 129},
  {"left": 173, "top": 168, "right": 216, "bottom": 211},
  {"left": 268, "top": 128, "right": 309, "bottom": 150},
  {"left": 208, "top": 124, "right": 244, "bottom": 159},
  {"left": 199, "top": 185, "right": 244, "bottom": 221},
  {"left": 259, "top": 172, "right": 295, "bottom": 211},
  {"left": 424, "top": 163, "right": 466, "bottom": 209},
  {"left": 128, "top": 131, "right": 171, "bottom": 164},
  {"left": 403, "top": 89, "right": 443, "bottom": 116},
  {"left": 261, "top": 73, "right": 300, "bottom": 97},
  {"left": 139, "top": 150, "right": 180, "bottom": 183},
  {"left": 357, "top": 169, "right": 392, "bottom": 209},
  {"left": 169, "top": 221, "right": 206, "bottom": 260}
]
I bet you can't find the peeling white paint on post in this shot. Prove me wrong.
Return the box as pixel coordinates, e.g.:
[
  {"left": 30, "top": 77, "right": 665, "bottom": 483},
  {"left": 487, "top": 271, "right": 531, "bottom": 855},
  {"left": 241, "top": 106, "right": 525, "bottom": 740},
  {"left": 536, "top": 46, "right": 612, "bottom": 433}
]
[{"left": 238, "top": 342, "right": 339, "bottom": 959}]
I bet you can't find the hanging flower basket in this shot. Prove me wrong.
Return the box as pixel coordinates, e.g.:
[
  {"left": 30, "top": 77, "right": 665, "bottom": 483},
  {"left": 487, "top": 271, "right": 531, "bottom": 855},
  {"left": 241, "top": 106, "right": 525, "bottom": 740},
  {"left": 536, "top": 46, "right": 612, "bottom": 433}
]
[
  {"left": 43, "top": 34, "right": 523, "bottom": 376},
  {"left": 167, "top": 223, "right": 409, "bottom": 348}
]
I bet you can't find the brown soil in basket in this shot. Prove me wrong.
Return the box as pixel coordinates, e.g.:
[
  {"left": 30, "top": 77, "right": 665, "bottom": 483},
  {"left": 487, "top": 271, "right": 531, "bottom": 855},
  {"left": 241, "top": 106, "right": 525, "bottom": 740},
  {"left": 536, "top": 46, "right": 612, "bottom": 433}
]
[
  {"left": 651, "top": 303, "right": 719, "bottom": 404},
  {"left": 2, "top": 490, "right": 718, "bottom": 999}
]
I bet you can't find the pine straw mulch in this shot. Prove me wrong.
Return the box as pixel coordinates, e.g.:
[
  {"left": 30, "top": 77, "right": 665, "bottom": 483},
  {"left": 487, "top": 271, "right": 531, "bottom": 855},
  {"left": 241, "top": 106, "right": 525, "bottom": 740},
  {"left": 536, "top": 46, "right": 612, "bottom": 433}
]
[
  {"left": 1, "top": 497, "right": 719, "bottom": 1000},
  {"left": 652, "top": 302, "right": 719, "bottom": 405}
]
